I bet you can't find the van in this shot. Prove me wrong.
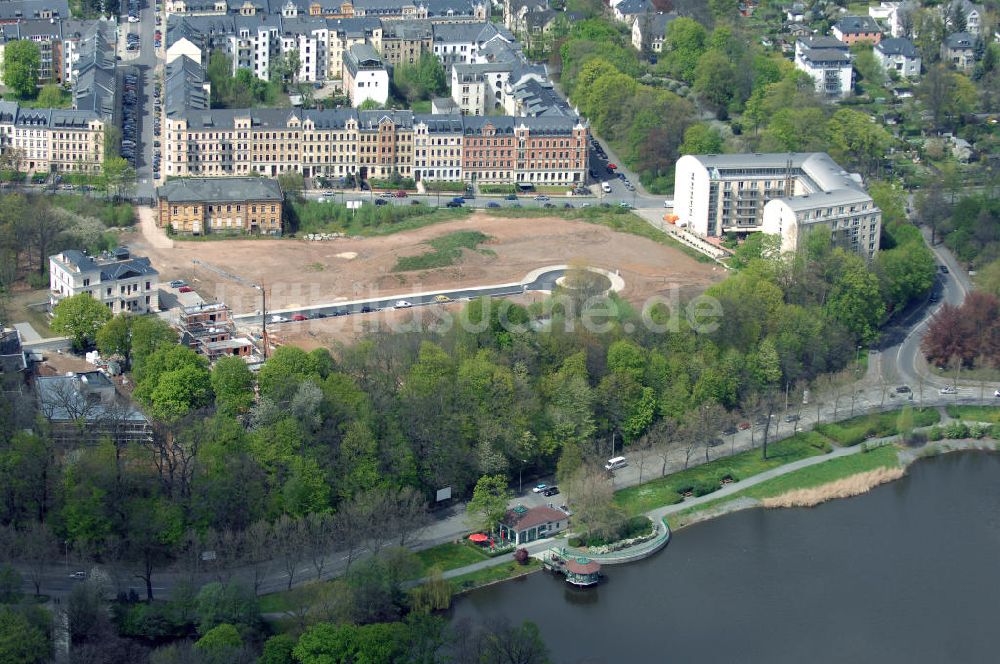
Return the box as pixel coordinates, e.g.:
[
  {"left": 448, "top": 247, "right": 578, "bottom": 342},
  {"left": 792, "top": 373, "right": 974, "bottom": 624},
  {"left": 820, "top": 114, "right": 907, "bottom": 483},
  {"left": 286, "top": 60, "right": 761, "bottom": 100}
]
[
  {"left": 601, "top": 182, "right": 612, "bottom": 194},
  {"left": 604, "top": 456, "right": 627, "bottom": 471}
]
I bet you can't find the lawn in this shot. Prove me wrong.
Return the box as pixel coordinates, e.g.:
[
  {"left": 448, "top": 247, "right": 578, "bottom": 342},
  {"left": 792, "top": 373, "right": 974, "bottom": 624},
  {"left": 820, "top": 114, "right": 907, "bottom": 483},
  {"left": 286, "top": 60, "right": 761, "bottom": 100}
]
[
  {"left": 393, "top": 230, "right": 492, "bottom": 272},
  {"left": 666, "top": 444, "right": 901, "bottom": 530},
  {"left": 944, "top": 406, "right": 1000, "bottom": 424},
  {"left": 488, "top": 207, "right": 714, "bottom": 264},
  {"left": 814, "top": 407, "right": 940, "bottom": 446},
  {"left": 7, "top": 289, "right": 53, "bottom": 336},
  {"left": 613, "top": 431, "right": 833, "bottom": 516},
  {"left": 448, "top": 558, "right": 541, "bottom": 593},
  {"left": 415, "top": 542, "right": 488, "bottom": 574}
]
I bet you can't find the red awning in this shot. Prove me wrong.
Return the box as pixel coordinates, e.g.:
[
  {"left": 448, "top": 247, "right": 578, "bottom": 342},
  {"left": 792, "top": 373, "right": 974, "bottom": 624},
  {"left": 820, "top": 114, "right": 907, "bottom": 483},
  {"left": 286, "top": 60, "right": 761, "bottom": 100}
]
[{"left": 469, "top": 533, "right": 488, "bottom": 543}]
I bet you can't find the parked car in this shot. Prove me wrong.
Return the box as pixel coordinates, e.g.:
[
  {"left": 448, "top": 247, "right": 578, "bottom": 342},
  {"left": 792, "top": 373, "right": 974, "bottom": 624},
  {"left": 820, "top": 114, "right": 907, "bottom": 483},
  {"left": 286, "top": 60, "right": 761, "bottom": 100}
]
[
  {"left": 542, "top": 486, "right": 560, "bottom": 497},
  {"left": 939, "top": 386, "right": 957, "bottom": 394},
  {"left": 359, "top": 306, "right": 374, "bottom": 313},
  {"left": 270, "top": 315, "right": 289, "bottom": 323},
  {"left": 434, "top": 295, "right": 451, "bottom": 303},
  {"left": 534, "top": 195, "right": 549, "bottom": 201},
  {"left": 291, "top": 314, "right": 308, "bottom": 321},
  {"left": 738, "top": 421, "right": 751, "bottom": 430},
  {"left": 487, "top": 201, "right": 500, "bottom": 208},
  {"left": 395, "top": 190, "right": 407, "bottom": 198},
  {"left": 896, "top": 385, "right": 911, "bottom": 394},
  {"left": 178, "top": 286, "right": 193, "bottom": 293},
  {"left": 374, "top": 198, "right": 388, "bottom": 206},
  {"left": 504, "top": 194, "right": 518, "bottom": 200},
  {"left": 394, "top": 300, "right": 412, "bottom": 308},
  {"left": 784, "top": 414, "right": 800, "bottom": 423},
  {"left": 532, "top": 484, "right": 547, "bottom": 493},
  {"left": 69, "top": 571, "right": 87, "bottom": 580},
  {"left": 939, "top": 265, "right": 949, "bottom": 273},
  {"left": 445, "top": 201, "right": 462, "bottom": 208}
]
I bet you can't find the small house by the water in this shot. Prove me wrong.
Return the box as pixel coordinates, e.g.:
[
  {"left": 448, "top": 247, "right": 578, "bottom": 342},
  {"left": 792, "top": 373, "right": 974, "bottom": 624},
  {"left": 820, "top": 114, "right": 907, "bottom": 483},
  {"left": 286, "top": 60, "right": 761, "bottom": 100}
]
[
  {"left": 498, "top": 505, "right": 567, "bottom": 545},
  {"left": 564, "top": 557, "right": 602, "bottom": 587}
]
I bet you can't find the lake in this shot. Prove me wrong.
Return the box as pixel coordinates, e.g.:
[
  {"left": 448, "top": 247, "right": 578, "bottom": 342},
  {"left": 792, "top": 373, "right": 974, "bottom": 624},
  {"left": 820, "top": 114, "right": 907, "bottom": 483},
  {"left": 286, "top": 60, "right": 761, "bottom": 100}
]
[{"left": 451, "top": 452, "right": 1000, "bottom": 663}]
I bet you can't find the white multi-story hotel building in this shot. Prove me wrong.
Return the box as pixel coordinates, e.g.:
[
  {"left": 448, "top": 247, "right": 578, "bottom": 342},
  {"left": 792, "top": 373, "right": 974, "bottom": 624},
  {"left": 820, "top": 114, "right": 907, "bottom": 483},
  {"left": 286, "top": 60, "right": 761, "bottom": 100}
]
[
  {"left": 674, "top": 152, "right": 882, "bottom": 260},
  {"left": 49, "top": 248, "right": 160, "bottom": 315}
]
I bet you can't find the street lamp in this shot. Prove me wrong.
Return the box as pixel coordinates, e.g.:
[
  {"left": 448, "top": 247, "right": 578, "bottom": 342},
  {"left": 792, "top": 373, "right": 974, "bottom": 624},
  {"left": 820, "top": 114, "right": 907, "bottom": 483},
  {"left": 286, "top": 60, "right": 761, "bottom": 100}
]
[{"left": 856, "top": 345, "right": 863, "bottom": 372}]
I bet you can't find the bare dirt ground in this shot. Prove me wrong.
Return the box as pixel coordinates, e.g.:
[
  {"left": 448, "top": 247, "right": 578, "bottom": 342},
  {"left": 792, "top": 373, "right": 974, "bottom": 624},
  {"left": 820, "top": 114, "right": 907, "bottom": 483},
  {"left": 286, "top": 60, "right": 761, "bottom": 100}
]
[{"left": 131, "top": 210, "right": 725, "bottom": 347}]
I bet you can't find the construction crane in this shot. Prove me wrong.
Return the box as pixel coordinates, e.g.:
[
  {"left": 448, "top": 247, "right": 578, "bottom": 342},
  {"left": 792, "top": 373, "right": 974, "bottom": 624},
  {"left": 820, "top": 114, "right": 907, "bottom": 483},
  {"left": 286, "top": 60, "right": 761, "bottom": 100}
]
[{"left": 191, "top": 259, "right": 271, "bottom": 358}]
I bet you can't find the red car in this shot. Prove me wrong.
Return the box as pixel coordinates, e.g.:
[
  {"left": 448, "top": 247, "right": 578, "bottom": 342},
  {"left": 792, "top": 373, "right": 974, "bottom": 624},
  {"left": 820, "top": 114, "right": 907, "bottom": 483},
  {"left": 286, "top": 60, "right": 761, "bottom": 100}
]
[
  {"left": 178, "top": 286, "right": 193, "bottom": 293},
  {"left": 606, "top": 163, "right": 617, "bottom": 171},
  {"left": 395, "top": 190, "right": 407, "bottom": 198},
  {"left": 292, "top": 314, "right": 307, "bottom": 321}
]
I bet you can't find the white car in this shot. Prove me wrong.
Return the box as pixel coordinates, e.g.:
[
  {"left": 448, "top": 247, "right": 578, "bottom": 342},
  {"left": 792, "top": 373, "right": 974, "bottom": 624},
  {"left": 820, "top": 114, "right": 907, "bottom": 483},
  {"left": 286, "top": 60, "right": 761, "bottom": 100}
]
[
  {"left": 532, "top": 483, "right": 547, "bottom": 493},
  {"left": 394, "top": 300, "right": 412, "bottom": 308},
  {"left": 69, "top": 571, "right": 86, "bottom": 580},
  {"left": 270, "top": 315, "right": 289, "bottom": 323},
  {"left": 939, "top": 386, "right": 957, "bottom": 395}
]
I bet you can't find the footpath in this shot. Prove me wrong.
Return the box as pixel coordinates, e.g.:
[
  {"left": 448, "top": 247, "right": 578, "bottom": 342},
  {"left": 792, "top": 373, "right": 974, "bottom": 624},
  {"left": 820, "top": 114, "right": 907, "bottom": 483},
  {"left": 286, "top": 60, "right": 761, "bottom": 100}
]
[{"left": 422, "top": 407, "right": 999, "bottom": 590}]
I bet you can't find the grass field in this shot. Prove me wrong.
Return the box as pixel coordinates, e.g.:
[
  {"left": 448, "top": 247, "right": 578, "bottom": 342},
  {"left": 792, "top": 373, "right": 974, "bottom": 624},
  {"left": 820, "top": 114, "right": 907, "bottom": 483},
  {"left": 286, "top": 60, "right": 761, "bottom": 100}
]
[
  {"left": 289, "top": 199, "right": 469, "bottom": 237},
  {"left": 814, "top": 407, "right": 940, "bottom": 446},
  {"left": 614, "top": 431, "right": 833, "bottom": 516},
  {"left": 944, "top": 406, "right": 1000, "bottom": 423},
  {"left": 415, "top": 542, "right": 489, "bottom": 573},
  {"left": 393, "top": 230, "right": 492, "bottom": 271},
  {"left": 448, "top": 558, "right": 541, "bottom": 593},
  {"left": 666, "top": 444, "right": 901, "bottom": 529}
]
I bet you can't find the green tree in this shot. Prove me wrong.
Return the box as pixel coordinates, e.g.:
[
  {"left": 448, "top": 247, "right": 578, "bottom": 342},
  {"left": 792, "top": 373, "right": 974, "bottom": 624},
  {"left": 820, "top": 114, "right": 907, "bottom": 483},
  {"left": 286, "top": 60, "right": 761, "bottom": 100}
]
[
  {"left": 195, "top": 623, "right": 242, "bottom": 653},
  {"left": 210, "top": 356, "right": 256, "bottom": 416},
  {"left": 392, "top": 52, "right": 447, "bottom": 103},
  {"left": 825, "top": 257, "right": 886, "bottom": 343},
  {"left": 0, "top": 565, "right": 23, "bottom": 604},
  {"left": 259, "top": 634, "right": 297, "bottom": 664},
  {"left": 851, "top": 44, "right": 886, "bottom": 90},
  {"left": 148, "top": 363, "right": 214, "bottom": 422},
  {"left": 0, "top": 607, "right": 50, "bottom": 664},
  {"left": 294, "top": 622, "right": 413, "bottom": 664},
  {"left": 2, "top": 40, "right": 40, "bottom": 99},
  {"left": 101, "top": 157, "right": 136, "bottom": 200},
  {"left": 95, "top": 313, "right": 131, "bottom": 359},
  {"left": 479, "top": 620, "right": 551, "bottom": 664},
  {"left": 466, "top": 474, "right": 512, "bottom": 534},
  {"left": 358, "top": 98, "right": 383, "bottom": 111},
  {"left": 36, "top": 84, "right": 64, "bottom": 108},
  {"left": 693, "top": 49, "right": 737, "bottom": 112},
  {"left": 664, "top": 18, "right": 707, "bottom": 82},
  {"left": 194, "top": 582, "right": 260, "bottom": 635},
  {"left": 679, "top": 122, "right": 724, "bottom": 155},
  {"left": 50, "top": 292, "right": 113, "bottom": 350},
  {"left": 825, "top": 108, "right": 892, "bottom": 176},
  {"left": 129, "top": 314, "right": 178, "bottom": 368}
]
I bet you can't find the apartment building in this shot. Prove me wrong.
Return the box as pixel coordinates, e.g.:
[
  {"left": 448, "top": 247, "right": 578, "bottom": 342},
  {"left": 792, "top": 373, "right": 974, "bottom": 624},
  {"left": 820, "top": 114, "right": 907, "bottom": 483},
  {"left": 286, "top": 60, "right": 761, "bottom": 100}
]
[
  {"left": 380, "top": 19, "right": 432, "bottom": 65},
  {"left": 413, "top": 113, "right": 463, "bottom": 181},
  {"left": 674, "top": 152, "right": 881, "bottom": 259},
  {"left": 942, "top": 32, "right": 975, "bottom": 72},
  {"left": 327, "top": 16, "right": 382, "bottom": 79},
  {"left": 157, "top": 176, "right": 285, "bottom": 234},
  {"left": 49, "top": 248, "right": 160, "bottom": 315},
  {"left": 357, "top": 109, "right": 413, "bottom": 179},
  {"left": 874, "top": 37, "right": 921, "bottom": 78},
  {"left": 462, "top": 115, "right": 587, "bottom": 186},
  {"left": 631, "top": 11, "right": 677, "bottom": 53},
  {"left": 342, "top": 42, "right": 389, "bottom": 105},
  {"left": 431, "top": 20, "right": 512, "bottom": 66},
  {"left": 794, "top": 36, "right": 852, "bottom": 98},
  {"left": 0, "top": 0, "right": 69, "bottom": 24},
  {"left": 0, "top": 103, "right": 105, "bottom": 174},
  {"left": 832, "top": 15, "right": 882, "bottom": 44}
]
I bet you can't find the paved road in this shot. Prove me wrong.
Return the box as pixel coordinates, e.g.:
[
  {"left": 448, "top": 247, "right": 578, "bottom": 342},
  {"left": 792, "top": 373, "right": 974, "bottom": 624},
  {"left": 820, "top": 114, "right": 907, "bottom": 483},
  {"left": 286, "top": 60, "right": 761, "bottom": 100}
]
[
  {"left": 123, "top": 0, "right": 158, "bottom": 199},
  {"left": 232, "top": 268, "right": 568, "bottom": 325}
]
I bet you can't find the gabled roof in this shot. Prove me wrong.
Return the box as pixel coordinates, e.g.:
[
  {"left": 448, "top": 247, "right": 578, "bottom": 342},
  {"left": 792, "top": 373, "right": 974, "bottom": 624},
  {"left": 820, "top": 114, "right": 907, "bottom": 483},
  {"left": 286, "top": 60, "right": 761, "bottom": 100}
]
[
  {"left": 876, "top": 37, "right": 918, "bottom": 58},
  {"left": 616, "top": 0, "right": 652, "bottom": 16},
  {"left": 503, "top": 505, "right": 565, "bottom": 530},
  {"left": 159, "top": 177, "right": 284, "bottom": 203},
  {"left": 945, "top": 32, "right": 974, "bottom": 49}
]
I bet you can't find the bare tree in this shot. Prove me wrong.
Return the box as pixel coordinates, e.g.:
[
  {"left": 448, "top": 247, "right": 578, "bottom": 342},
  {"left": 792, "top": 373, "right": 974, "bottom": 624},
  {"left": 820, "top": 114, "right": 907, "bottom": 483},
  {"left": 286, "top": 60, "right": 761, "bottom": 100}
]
[
  {"left": 304, "top": 512, "right": 336, "bottom": 581},
  {"left": 240, "top": 519, "right": 276, "bottom": 595},
  {"left": 647, "top": 417, "right": 680, "bottom": 477},
  {"left": 386, "top": 486, "right": 431, "bottom": 547},
  {"left": 566, "top": 465, "right": 623, "bottom": 543},
  {"left": 274, "top": 515, "right": 307, "bottom": 590},
  {"left": 631, "top": 432, "right": 655, "bottom": 485},
  {"left": 18, "top": 521, "right": 57, "bottom": 596},
  {"left": 333, "top": 502, "right": 366, "bottom": 574}
]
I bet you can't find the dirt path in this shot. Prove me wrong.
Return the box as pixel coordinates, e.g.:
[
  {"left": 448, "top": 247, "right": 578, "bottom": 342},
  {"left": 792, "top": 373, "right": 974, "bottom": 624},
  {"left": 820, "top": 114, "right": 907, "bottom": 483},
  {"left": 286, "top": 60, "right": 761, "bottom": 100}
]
[{"left": 137, "top": 206, "right": 173, "bottom": 250}]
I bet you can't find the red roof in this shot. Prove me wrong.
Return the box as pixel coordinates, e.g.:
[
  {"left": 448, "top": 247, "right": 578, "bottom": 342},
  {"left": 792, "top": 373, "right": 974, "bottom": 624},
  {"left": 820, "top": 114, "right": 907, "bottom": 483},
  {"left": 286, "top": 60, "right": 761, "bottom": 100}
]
[
  {"left": 503, "top": 505, "right": 565, "bottom": 531},
  {"left": 565, "top": 557, "right": 601, "bottom": 575}
]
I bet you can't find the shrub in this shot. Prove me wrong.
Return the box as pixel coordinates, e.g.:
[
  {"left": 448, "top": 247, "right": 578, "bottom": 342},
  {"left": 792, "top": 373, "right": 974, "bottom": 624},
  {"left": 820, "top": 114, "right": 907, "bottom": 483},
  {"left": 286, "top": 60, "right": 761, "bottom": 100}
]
[
  {"left": 943, "top": 421, "right": 970, "bottom": 439},
  {"left": 513, "top": 548, "right": 529, "bottom": 565},
  {"left": 691, "top": 478, "right": 718, "bottom": 497},
  {"left": 969, "top": 423, "right": 991, "bottom": 439},
  {"left": 927, "top": 426, "right": 944, "bottom": 441},
  {"left": 567, "top": 537, "right": 583, "bottom": 548}
]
